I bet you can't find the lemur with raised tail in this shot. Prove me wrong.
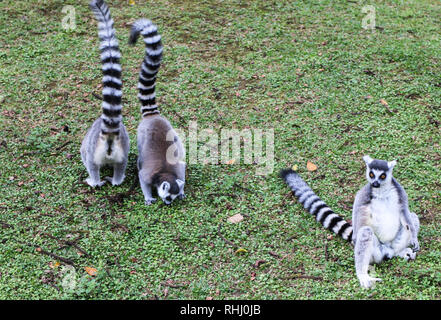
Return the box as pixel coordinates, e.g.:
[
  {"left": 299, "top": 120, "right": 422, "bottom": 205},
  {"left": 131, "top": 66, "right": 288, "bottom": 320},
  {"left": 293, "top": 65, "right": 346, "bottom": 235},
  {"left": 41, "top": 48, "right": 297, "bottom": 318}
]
[
  {"left": 81, "top": 0, "right": 129, "bottom": 187},
  {"left": 129, "top": 19, "right": 186, "bottom": 205},
  {"left": 281, "top": 156, "right": 420, "bottom": 289}
]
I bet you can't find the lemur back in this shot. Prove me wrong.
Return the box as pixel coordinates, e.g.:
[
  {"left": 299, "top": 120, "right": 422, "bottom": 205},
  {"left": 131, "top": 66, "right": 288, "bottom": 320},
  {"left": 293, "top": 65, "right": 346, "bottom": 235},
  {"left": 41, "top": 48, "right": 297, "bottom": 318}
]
[
  {"left": 281, "top": 156, "right": 420, "bottom": 289},
  {"left": 80, "top": 0, "right": 129, "bottom": 187},
  {"left": 129, "top": 19, "right": 186, "bottom": 205}
]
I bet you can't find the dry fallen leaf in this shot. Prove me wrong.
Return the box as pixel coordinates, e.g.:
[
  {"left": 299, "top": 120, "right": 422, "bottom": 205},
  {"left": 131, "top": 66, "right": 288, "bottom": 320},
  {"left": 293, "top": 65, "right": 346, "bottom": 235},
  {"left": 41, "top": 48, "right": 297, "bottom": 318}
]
[
  {"left": 226, "top": 159, "right": 236, "bottom": 165},
  {"left": 227, "top": 213, "right": 243, "bottom": 224},
  {"left": 306, "top": 161, "right": 318, "bottom": 172},
  {"left": 379, "top": 98, "right": 388, "bottom": 106},
  {"left": 84, "top": 266, "right": 97, "bottom": 276}
]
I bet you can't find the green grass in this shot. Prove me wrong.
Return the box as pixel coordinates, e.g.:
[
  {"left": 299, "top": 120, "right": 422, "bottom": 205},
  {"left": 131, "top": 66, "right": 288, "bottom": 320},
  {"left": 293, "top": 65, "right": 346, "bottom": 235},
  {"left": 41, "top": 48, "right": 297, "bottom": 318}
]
[{"left": 0, "top": 0, "right": 440, "bottom": 299}]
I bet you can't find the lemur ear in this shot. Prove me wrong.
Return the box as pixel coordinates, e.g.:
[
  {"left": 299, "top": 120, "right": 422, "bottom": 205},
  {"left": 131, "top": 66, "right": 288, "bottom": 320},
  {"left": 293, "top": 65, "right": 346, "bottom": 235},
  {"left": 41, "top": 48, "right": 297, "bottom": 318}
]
[
  {"left": 161, "top": 181, "right": 170, "bottom": 191},
  {"left": 363, "top": 155, "right": 373, "bottom": 166},
  {"left": 176, "top": 179, "right": 185, "bottom": 190},
  {"left": 388, "top": 160, "right": 397, "bottom": 169}
]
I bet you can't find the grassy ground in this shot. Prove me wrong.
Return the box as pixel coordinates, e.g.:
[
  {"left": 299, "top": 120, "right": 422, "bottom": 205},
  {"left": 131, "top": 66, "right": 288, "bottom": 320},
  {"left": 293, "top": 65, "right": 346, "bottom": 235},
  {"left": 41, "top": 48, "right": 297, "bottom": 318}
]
[{"left": 0, "top": 0, "right": 440, "bottom": 299}]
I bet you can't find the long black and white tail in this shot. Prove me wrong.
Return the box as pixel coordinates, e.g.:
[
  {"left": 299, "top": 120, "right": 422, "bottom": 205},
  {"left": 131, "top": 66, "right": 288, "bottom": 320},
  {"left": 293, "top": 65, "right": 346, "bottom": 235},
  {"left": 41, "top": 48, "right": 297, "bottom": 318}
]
[
  {"left": 280, "top": 169, "right": 353, "bottom": 242},
  {"left": 128, "top": 19, "right": 163, "bottom": 117},
  {"left": 90, "top": 0, "right": 122, "bottom": 133}
]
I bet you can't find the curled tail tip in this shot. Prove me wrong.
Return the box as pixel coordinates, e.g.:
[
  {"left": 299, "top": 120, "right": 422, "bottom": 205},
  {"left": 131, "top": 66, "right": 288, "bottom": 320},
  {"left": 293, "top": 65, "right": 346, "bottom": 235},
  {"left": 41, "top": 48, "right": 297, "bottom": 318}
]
[
  {"left": 89, "top": 0, "right": 103, "bottom": 9},
  {"left": 128, "top": 28, "right": 140, "bottom": 45},
  {"left": 128, "top": 19, "right": 153, "bottom": 45},
  {"left": 280, "top": 168, "right": 298, "bottom": 180}
]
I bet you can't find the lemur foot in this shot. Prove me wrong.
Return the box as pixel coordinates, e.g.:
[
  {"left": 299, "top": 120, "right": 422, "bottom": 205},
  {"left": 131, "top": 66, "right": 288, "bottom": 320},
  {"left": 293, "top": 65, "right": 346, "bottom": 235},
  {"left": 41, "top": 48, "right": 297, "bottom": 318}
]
[
  {"left": 178, "top": 193, "right": 186, "bottom": 200},
  {"left": 399, "top": 248, "right": 416, "bottom": 261},
  {"left": 145, "top": 198, "right": 157, "bottom": 205},
  {"left": 85, "top": 178, "right": 106, "bottom": 188},
  {"left": 104, "top": 176, "right": 125, "bottom": 186},
  {"left": 358, "top": 274, "right": 382, "bottom": 289}
]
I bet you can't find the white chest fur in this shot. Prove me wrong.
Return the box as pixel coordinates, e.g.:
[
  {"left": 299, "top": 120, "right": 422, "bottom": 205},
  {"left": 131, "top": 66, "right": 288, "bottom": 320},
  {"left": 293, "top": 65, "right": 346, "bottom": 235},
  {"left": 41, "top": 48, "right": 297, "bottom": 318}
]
[
  {"left": 368, "top": 187, "right": 401, "bottom": 243},
  {"left": 93, "top": 138, "right": 125, "bottom": 165}
]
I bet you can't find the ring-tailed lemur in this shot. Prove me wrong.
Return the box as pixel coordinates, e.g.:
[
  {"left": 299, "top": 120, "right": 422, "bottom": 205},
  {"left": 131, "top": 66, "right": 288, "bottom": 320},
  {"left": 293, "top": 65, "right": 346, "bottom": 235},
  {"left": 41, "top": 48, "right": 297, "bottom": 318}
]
[
  {"left": 129, "top": 19, "right": 186, "bottom": 205},
  {"left": 81, "top": 0, "right": 130, "bottom": 188},
  {"left": 281, "top": 156, "right": 420, "bottom": 289}
]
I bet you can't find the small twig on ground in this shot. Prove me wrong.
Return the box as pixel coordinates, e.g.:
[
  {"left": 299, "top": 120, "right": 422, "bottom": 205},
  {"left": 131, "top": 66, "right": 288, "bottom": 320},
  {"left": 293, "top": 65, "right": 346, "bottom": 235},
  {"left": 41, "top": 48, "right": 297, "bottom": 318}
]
[
  {"left": 217, "top": 224, "right": 238, "bottom": 248},
  {"left": 42, "top": 233, "right": 90, "bottom": 257},
  {"left": 18, "top": 150, "right": 40, "bottom": 159},
  {"left": 268, "top": 251, "right": 281, "bottom": 259},
  {"left": 92, "top": 92, "right": 103, "bottom": 100},
  {"left": 283, "top": 274, "right": 323, "bottom": 281},
  {"left": 37, "top": 247, "right": 75, "bottom": 266},
  {"left": 55, "top": 140, "right": 71, "bottom": 151}
]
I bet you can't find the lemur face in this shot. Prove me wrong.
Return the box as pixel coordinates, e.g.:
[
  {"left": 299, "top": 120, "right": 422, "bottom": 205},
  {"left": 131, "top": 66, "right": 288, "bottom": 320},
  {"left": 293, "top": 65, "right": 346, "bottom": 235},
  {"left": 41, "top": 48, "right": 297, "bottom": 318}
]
[
  {"left": 157, "top": 179, "right": 185, "bottom": 205},
  {"left": 363, "top": 155, "right": 396, "bottom": 188}
]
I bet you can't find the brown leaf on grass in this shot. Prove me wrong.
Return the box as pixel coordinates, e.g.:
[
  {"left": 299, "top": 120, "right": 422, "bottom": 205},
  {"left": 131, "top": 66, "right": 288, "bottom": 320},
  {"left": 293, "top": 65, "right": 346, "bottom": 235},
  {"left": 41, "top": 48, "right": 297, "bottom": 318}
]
[
  {"left": 84, "top": 266, "right": 97, "bottom": 276},
  {"left": 380, "top": 99, "right": 395, "bottom": 113},
  {"left": 227, "top": 213, "right": 243, "bottom": 224},
  {"left": 306, "top": 161, "right": 318, "bottom": 172}
]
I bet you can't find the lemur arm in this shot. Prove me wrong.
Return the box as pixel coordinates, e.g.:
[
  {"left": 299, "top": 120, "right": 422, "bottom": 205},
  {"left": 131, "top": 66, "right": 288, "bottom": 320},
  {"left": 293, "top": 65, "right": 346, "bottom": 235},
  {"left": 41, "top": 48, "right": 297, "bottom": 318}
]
[{"left": 394, "top": 179, "right": 419, "bottom": 251}]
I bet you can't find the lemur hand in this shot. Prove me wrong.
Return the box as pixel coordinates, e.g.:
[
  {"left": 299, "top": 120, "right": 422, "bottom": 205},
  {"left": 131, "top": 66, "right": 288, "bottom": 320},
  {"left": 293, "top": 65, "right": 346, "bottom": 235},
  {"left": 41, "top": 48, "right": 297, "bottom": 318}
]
[{"left": 410, "top": 237, "right": 420, "bottom": 252}]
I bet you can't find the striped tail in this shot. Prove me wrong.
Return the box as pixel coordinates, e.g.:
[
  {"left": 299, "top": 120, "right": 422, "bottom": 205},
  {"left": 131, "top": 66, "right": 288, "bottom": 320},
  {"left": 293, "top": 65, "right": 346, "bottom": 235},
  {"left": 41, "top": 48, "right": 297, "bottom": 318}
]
[
  {"left": 89, "top": 0, "right": 122, "bottom": 133},
  {"left": 128, "top": 19, "right": 163, "bottom": 117},
  {"left": 280, "top": 169, "right": 353, "bottom": 242}
]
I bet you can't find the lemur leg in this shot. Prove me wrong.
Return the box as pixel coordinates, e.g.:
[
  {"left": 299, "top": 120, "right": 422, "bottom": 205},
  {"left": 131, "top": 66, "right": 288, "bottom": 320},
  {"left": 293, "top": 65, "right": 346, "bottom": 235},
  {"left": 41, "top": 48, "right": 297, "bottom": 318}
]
[
  {"left": 177, "top": 161, "right": 186, "bottom": 199},
  {"left": 392, "top": 212, "right": 419, "bottom": 261},
  {"left": 105, "top": 162, "right": 127, "bottom": 186},
  {"left": 355, "top": 226, "right": 383, "bottom": 289},
  {"left": 85, "top": 162, "right": 106, "bottom": 187},
  {"left": 138, "top": 169, "right": 156, "bottom": 205},
  {"left": 411, "top": 212, "right": 420, "bottom": 234}
]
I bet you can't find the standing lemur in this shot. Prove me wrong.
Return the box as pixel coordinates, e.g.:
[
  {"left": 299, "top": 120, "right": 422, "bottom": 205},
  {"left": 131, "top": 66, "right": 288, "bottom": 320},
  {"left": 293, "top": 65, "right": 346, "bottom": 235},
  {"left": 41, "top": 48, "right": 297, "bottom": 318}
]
[
  {"left": 281, "top": 156, "right": 420, "bottom": 289},
  {"left": 129, "top": 19, "right": 186, "bottom": 205},
  {"left": 81, "top": 0, "right": 129, "bottom": 187}
]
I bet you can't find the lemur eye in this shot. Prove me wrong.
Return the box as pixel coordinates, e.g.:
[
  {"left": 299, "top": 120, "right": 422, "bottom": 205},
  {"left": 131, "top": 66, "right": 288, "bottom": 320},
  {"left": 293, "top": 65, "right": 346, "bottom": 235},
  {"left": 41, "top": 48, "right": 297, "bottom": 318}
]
[
  {"left": 369, "top": 172, "right": 374, "bottom": 178},
  {"left": 380, "top": 174, "right": 386, "bottom": 180}
]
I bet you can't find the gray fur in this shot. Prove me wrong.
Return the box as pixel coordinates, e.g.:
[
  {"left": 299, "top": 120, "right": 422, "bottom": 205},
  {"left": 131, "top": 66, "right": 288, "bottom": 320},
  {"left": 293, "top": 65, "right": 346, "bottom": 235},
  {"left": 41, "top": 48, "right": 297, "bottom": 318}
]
[
  {"left": 131, "top": 18, "right": 186, "bottom": 205},
  {"left": 81, "top": 115, "right": 129, "bottom": 188},
  {"left": 137, "top": 116, "right": 185, "bottom": 205},
  {"left": 81, "top": 0, "right": 129, "bottom": 187},
  {"left": 353, "top": 155, "right": 420, "bottom": 288}
]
